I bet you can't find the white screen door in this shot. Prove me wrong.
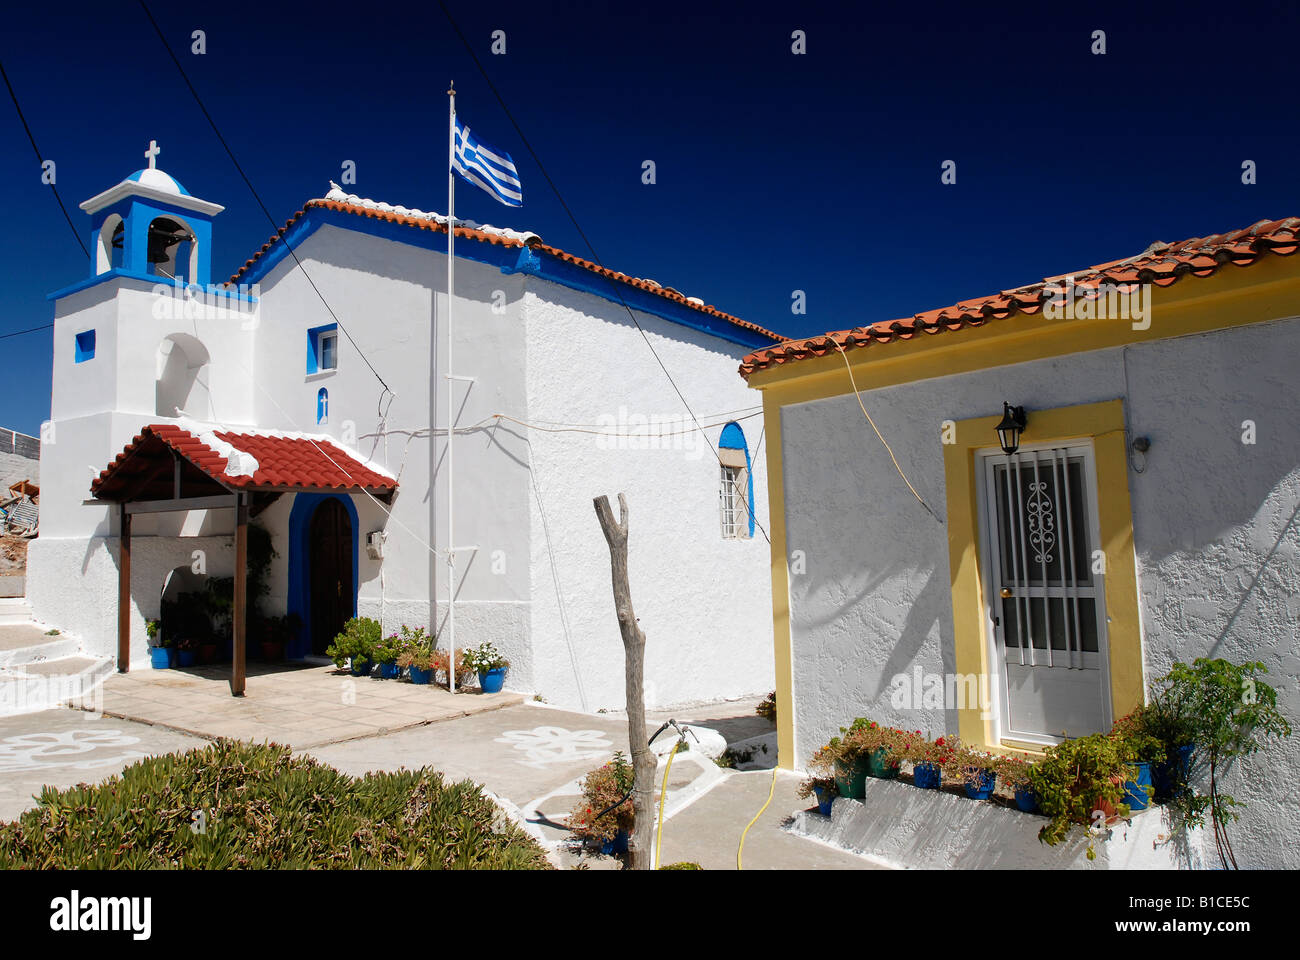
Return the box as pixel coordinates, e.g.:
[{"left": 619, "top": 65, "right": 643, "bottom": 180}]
[{"left": 978, "top": 442, "right": 1112, "bottom": 744}]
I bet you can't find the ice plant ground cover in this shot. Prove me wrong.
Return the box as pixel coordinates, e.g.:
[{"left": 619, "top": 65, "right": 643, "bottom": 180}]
[{"left": 0, "top": 740, "right": 551, "bottom": 869}]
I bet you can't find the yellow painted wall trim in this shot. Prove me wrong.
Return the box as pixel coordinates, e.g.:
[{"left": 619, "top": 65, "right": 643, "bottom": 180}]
[
  {"left": 760, "top": 391, "right": 797, "bottom": 769},
  {"left": 942, "top": 399, "right": 1144, "bottom": 750}
]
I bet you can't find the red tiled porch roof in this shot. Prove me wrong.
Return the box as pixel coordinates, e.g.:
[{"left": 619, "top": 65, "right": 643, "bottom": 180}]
[
  {"left": 739, "top": 216, "right": 1300, "bottom": 379},
  {"left": 91, "top": 424, "right": 397, "bottom": 500}
]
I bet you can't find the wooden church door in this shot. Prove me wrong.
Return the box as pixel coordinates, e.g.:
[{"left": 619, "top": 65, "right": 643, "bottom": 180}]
[{"left": 309, "top": 499, "right": 353, "bottom": 655}]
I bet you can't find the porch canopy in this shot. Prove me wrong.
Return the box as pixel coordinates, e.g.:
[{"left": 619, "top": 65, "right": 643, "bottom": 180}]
[{"left": 89, "top": 423, "right": 397, "bottom": 695}]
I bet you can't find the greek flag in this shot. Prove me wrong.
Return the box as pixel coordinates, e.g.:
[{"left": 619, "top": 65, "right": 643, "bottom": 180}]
[{"left": 452, "top": 117, "right": 522, "bottom": 207}]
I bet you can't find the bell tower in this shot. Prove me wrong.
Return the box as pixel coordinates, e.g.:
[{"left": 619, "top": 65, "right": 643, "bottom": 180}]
[{"left": 79, "top": 140, "right": 224, "bottom": 286}]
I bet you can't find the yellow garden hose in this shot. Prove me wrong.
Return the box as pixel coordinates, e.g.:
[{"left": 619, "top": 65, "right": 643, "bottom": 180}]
[
  {"left": 654, "top": 740, "right": 682, "bottom": 869},
  {"left": 737, "top": 765, "right": 778, "bottom": 870}
]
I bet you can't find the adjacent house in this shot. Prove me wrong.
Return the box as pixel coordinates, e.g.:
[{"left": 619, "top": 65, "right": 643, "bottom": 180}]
[
  {"left": 741, "top": 217, "right": 1300, "bottom": 868},
  {"left": 27, "top": 151, "right": 782, "bottom": 711}
]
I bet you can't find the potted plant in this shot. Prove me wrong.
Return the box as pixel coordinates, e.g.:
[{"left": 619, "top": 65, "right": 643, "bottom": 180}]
[
  {"left": 145, "top": 619, "right": 174, "bottom": 669},
  {"left": 797, "top": 775, "right": 838, "bottom": 816},
  {"left": 1154, "top": 658, "right": 1291, "bottom": 870},
  {"left": 567, "top": 752, "right": 636, "bottom": 855},
  {"left": 1136, "top": 677, "right": 1201, "bottom": 803},
  {"left": 431, "top": 649, "right": 475, "bottom": 690},
  {"left": 837, "top": 718, "right": 904, "bottom": 781},
  {"left": 372, "top": 631, "right": 404, "bottom": 679},
  {"left": 996, "top": 754, "right": 1038, "bottom": 812},
  {"left": 1027, "top": 733, "right": 1135, "bottom": 860},
  {"left": 463, "top": 641, "right": 510, "bottom": 693},
  {"left": 396, "top": 625, "right": 436, "bottom": 684},
  {"left": 898, "top": 731, "right": 956, "bottom": 790},
  {"left": 326, "top": 616, "right": 381, "bottom": 677},
  {"left": 944, "top": 743, "right": 999, "bottom": 799},
  {"left": 175, "top": 634, "right": 200, "bottom": 668},
  {"left": 1110, "top": 709, "right": 1166, "bottom": 811}
]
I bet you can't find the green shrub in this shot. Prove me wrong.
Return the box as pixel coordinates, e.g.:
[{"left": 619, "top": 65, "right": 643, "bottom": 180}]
[
  {"left": 0, "top": 740, "right": 551, "bottom": 870},
  {"left": 659, "top": 861, "right": 703, "bottom": 870},
  {"left": 325, "top": 617, "right": 382, "bottom": 669}
]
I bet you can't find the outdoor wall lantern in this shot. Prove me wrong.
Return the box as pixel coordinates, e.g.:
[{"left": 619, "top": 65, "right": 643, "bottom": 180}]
[{"left": 995, "top": 402, "right": 1027, "bottom": 456}]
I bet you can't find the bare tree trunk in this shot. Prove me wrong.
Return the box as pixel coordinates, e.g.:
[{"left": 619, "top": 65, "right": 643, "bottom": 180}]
[{"left": 594, "top": 493, "right": 654, "bottom": 870}]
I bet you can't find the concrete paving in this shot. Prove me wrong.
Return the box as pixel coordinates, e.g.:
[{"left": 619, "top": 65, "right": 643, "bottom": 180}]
[
  {"left": 0, "top": 623, "right": 61, "bottom": 652},
  {"left": 0, "top": 708, "right": 205, "bottom": 822},
  {"left": 306, "top": 700, "right": 879, "bottom": 870},
  {"left": 98, "top": 661, "right": 525, "bottom": 749}
]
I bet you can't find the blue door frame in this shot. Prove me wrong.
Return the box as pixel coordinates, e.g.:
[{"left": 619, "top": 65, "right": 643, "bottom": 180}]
[{"left": 286, "top": 493, "right": 359, "bottom": 659}]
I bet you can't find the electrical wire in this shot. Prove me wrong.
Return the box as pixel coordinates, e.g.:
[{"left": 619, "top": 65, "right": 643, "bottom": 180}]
[
  {"left": 832, "top": 340, "right": 940, "bottom": 523},
  {"left": 0, "top": 55, "right": 89, "bottom": 259},
  {"left": 0, "top": 323, "right": 54, "bottom": 342}
]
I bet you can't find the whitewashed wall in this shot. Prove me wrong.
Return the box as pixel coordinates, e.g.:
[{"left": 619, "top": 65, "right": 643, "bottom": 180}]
[
  {"left": 776, "top": 316, "right": 1300, "bottom": 869},
  {"left": 524, "top": 284, "right": 775, "bottom": 710}
]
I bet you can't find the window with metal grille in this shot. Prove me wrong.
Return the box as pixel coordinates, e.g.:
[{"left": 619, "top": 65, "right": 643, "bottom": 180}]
[{"left": 720, "top": 463, "right": 744, "bottom": 538}]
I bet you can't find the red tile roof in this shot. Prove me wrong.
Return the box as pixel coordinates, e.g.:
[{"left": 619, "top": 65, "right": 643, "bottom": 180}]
[
  {"left": 739, "top": 217, "right": 1300, "bottom": 379},
  {"left": 91, "top": 424, "right": 396, "bottom": 499},
  {"left": 227, "top": 197, "right": 786, "bottom": 343}
]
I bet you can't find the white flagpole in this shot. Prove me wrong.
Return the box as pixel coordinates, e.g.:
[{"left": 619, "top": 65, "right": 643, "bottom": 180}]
[{"left": 446, "top": 81, "right": 457, "bottom": 694}]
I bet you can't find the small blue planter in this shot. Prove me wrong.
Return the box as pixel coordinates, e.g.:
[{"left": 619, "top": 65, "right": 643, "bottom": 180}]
[
  {"left": 150, "top": 647, "right": 175, "bottom": 669},
  {"left": 1153, "top": 744, "right": 1195, "bottom": 803},
  {"left": 963, "top": 768, "right": 997, "bottom": 800},
  {"left": 1014, "top": 786, "right": 1039, "bottom": 813},
  {"left": 177, "top": 650, "right": 197, "bottom": 668},
  {"left": 350, "top": 658, "right": 371, "bottom": 677},
  {"left": 409, "top": 664, "right": 432, "bottom": 685},
  {"left": 600, "top": 829, "right": 630, "bottom": 856},
  {"left": 479, "top": 667, "right": 507, "bottom": 694},
  {"left": 913, "top": 762, "right": 942, "bottom": 790},
  {"left": 812, "top": 786, "right": 835, "bottom": 816},
  {"left": 377, "top": 661, "right": 401, "bottom": 680},
  {"left": 1123, "top": 761, "right": 1154, "bottom": 812}
]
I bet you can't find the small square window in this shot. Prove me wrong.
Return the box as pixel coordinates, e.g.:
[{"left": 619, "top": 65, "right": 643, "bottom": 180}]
[
  {"left": 306, "top": 323, "right": 339, "bottom": 374},
  {"left": 74, "top": 329, "right": 96, "bottom": 363}
]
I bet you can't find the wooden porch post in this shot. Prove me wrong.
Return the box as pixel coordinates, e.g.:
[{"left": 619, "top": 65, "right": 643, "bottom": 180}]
[
  {"left": 232, "top": 492, "right": 248, "bottom": 696},
  {"left": 117, "top": 503, "right": 131, "bottom": 673}
]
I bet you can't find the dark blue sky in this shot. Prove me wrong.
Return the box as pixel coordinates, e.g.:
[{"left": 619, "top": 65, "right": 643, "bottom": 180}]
[{"left": 3, "top": 0, "right": 1298, "bottom": 435}]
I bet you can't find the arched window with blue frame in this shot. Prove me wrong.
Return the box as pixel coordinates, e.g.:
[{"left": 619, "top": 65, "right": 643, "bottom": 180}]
[
  {"left": 718, "top": 421, "right": 754, "bottom": 539},
  {"left": 317, "top": 387, "right": 329, "bottom": 425}
]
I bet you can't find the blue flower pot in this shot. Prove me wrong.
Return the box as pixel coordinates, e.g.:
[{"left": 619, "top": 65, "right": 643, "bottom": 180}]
[
  {"left": 963, "top": 768, "right": 997, "bottom": 800},
  {"left": 177, "top": 650, "right": 197, "bottom": 668},
  {"left": 601, "top": 829, "right": 630, "bottom": 856},
  {"left": 350, "top": 658, "right": 371, "bottom": 677},
  {"left": 1014, "top": 786, "right": 1039, "bottom": 813},
  {"left": 1123, "top": 761, "right": 1153, "bottom": 812},
  {"left": 812, "top": 786, "right": 834, "bottom": 816},
  {"left": 150, "top": 646, "right": 174, "bottom": 669},
  {"left": 1153, "top": 744, "right": 1195, "bottom": 803},
  {"left": 913, "top": 762, "right": 942, "bottom": 790},
  {"left": 409, "top": 664, "right": 432, "bottom": 685},
  {"left": 378, "top": 660, "right": 401, "bottom": 680},
  {"left": 479, "top": 667, "right": 507, "bottom": 693}
]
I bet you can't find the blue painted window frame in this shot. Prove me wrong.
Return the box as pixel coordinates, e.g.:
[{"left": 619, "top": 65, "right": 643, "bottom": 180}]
[
  {"left": 718, "top": 421, "right": 755, "bottom": 538},
  {"left": 306, "top": 323, "right": 339, "bottom": 374},
  {"left": 74, "top": 329, "right": 96, "bottom": 363}
]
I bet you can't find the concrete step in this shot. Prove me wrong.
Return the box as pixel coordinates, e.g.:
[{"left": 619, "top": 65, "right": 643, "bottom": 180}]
[
  {"left": 0, "top": 597, "right": 34, "bottom": 625},
  {"left": 0, "top": 629, "right": 81, "bottom": 668},
  {"left": 1, "top": 655, "right": 114, "bottom": 716}
]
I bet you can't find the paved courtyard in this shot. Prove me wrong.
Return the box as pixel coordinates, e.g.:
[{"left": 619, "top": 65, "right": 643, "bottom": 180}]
[{"left": 97, "top": 661, "right": 525, "bottom": 748}]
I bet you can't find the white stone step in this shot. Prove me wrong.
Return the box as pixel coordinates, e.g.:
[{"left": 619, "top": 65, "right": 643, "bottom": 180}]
[
  {"left": 0, "top": 597, "right": 34, "bottom": 625},
  {"left": 0, "top": 655, "right": 115, "bottom": 716}
]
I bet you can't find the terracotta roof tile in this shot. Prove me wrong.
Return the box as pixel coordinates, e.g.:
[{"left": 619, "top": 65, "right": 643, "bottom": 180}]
[
  {"left": 91, "top": 424, "right": 396, "bottom": 499},
  {"left": 739, "top": 216, "right": 1300, "bottom": 378},
  {"left": 226, "top": 197, "right": 785, "bottom": 343}
]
